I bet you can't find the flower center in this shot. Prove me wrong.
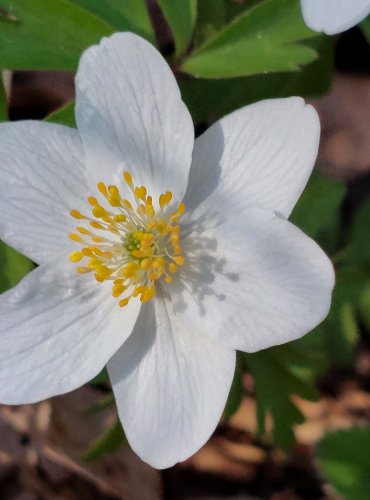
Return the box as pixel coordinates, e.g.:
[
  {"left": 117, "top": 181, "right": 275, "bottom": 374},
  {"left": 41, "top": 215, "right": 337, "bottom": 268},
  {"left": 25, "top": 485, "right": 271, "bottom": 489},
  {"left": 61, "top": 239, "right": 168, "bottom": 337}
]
[{"left": 68, "top": 171, "right": 185, "bottom": 307}]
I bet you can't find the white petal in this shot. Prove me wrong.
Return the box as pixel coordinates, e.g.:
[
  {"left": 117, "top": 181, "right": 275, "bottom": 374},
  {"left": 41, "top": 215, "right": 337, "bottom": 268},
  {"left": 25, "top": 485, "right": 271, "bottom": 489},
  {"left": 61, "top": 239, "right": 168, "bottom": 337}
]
[
  {"left": 0, "top": 255, "right": 141, "bottom": 404},
  {"left": 108, "top": 294, "right": 235, "bottom": 469},
  {"left": 0, "top": 121, "right": 89, "bottom": 265},
  {"left": 184, "top": 98, "right": 319, "bottom": 220},
  {"left": 75, "top": 32, "right": 194, "bottom": 202},
  {"left": 301, "top": 0, "right": 370, "bottom": 35},
  {"left": 172, "top": 208, "right": 334, "bottom": 353}
]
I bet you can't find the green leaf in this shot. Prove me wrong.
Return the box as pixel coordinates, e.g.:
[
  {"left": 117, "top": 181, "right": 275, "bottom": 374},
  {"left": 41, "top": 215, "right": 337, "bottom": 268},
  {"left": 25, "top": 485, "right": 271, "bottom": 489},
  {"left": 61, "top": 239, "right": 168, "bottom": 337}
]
[
  {"left": 69, "top": 0, "right": 154, "bottom": 41},
  {"left": 0, "top": 0, "right": 114, "bottom": 70},
  {"left": 0, "top": 242, "right": 34, "bottom": 294},
  {"left": 90, "top": 367, "right": 110, "bottom": 387},
  {"left": 158, "top": 0, "right": 197, "bottom": 56},
  {"left": 181, "top": 0, "right": 317, "bottom": 78},
  {"left": 317, "top": 427, "right": 370, "bottom": 500},
  {"left": 82, "top": 418, "right": 126, "bottom": 462},
  {"left": 245, "top": 340, "right": 320, "bottom": 450},
  {"left": 347, "top": 197, "right": 370, "bottom": 266},
  {"left": 194, "top": 0, "right": 261, "bottom": 48},
  {"left": 84, "top": 393, "right": 115, "bottom": 415},
  {"left": 46, "top": 100, "right": 76, "bottom": 127},
  {"left": 180, "top": 35, "right": 333, "bottom": 124},
  {"left": 0, "top": 77, "right": 7, "bottom": 121},
  {"left": 224, "top": 352, "right": 244, "bottom": 420},
  {"left": 290, "top": 170, "right": 346, "bottom": 239},
  {"left": 361, "top": 17, "right": 370, "bottom": 44},
  {"left": 316, "top": 265, "right": 365, "bottom": 365}
]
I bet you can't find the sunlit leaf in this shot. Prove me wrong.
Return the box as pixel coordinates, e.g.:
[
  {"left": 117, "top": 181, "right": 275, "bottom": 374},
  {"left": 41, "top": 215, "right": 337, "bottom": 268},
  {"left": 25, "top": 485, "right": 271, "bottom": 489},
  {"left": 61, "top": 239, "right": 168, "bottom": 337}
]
[
  {"left": 0, "top": 0, "right": 114, "bottom": 70},
  {"left": 317, "top": 427, "right": 370, "bottom": 500},
  {"left": 158, "top": 0, "right": 197, "bottom": 56},
  {"left": 82, "top": 418, "right": 126, "bottom": 462},
  {"left": 0, "top": 242, "right": 34, "bottom": 294},
  {"left": 180, "top": 36, "right": 332, "bottom": 124},
  {"left": 70, "top": 0, "right": 154, "bottom": 41},
  {"left": 181, "top": 0, "right": 317, "bottom": 78}
]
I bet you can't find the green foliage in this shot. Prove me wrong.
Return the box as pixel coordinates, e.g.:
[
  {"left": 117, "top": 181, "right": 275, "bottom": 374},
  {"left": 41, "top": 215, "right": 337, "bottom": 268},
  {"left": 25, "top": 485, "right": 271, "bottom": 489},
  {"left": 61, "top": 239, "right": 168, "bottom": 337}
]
[
  {"left": 315, "top": 266, "right": 365, "bottom": 365},
  {"left": 69, "top": 0, "right": 154, "bottom": 41},
  {"left": 82, "top": 418, "right": 126, "bottom": 462},
  {"left": 0, "top": 242, "right": 34, "bottom": 294},
  {"left": 0, "top": 0, "right": 114, "bottom": 70},
  {"left": 158, "top": 0, "right": 197, "bottom": 57},
  {"left": 317, "top": 427, "right": 370, "bottom": 500},
  {"left": 181, "top": 35, "right": 333, "bottom": 123},
  {"left": 291, "top": 170, "right": 346, "bottom": 240},
  {"left": 224, "top": 352, "right": 244, "bottom": 420},
  {"left": 347, "top": 197, "right": 370, "bottom": 266},
  {"left": 245, "top": 339, "right": 321, "bottom": 450},
  {"left": 361, "top": 17, "right": 370, "bottom": 44},
  {"left": 46, "top": 101, "right": 76, "bottom": 127},
  {"left": 181, "top": 0, "right": 317, "bottom": 78}
]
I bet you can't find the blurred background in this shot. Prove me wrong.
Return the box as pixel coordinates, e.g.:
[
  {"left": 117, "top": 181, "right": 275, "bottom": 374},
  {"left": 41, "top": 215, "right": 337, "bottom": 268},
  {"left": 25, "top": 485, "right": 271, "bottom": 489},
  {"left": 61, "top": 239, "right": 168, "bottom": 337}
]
[{"left": 0, "top": 0, "right": 370, "bottom": 499}]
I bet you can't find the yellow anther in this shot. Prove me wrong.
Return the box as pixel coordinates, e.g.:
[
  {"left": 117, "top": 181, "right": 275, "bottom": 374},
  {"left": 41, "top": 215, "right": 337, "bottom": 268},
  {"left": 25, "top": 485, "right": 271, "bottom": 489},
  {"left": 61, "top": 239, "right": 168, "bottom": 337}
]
[
  {"left": 170, "top": 233, "right": 180, "bottom": 244},
  {"left": 153, "top": 257, "right": 165, "bottom": 270},
  {"left": 92, "top": 205, "right": 107, "bottom": 218},
  {"left": 97, "top": 181, "right": 108, "bottom": 197},
  {"left": 91, "top": 236, "right": 105, "bottom": 243},
  {"left": 140, "top": 258, "right": 152, "bottom": 270},
  {"left": 112, "top": 282, "right": 126, "bottom": 297},
  {"left": 70, "top": 210, "right": 85, "bottom": 219},
  {"left": 123, "top": 199, "right": 133, "bottom": 210},
  {"left": 82, "top": 248, "right": 94, "bottom": 257},
  {"left": 173, "top": 245, "right": 182, "bottom": 255},
  {"left": 123, "top": 171, "right": 133, "bottom": 187},
  {"left": 114, "top": 214, "right": 126, "bottom": 223},
  {"left": 90, "top": 221, "right": 105, "bottom": 230},
  {"left": 173, "top": 256, "right": 185, "bottom": 266},
  {"left": 77, "top": 226, "right": 91, "bottom": 235},
  {"left": 88, "top": 196, "right": 99, "bottom": 206},
  {"left": 159, "top": 191, "right": 172, "bottom": 208},
  {"left": 170, "top": 203, "right": 186, "bottom": 222},
  {"left": 95, "top": 266, "right": 112, "bottom": 282},
  {"left": 169, "top": 263, "right": 178, "bottom": 273},
  {"left": 69, "top": 251, "right": 83, "bottom": 263},
  {"left": 119, "top": 297, "right": 130, "bottom": 308},
  {"left": 133, "top": 285, "right": 147, "bottom": 298},
  {"left": 69, "top": 233, "right": 84, "bottom": 243},
  {"left": 135, "top": 186, "right": 147, "bottom": 201},
  {"left": 165, "top": 276, "right": 172, "bottom": 283},
  {"left": 77, "top": 266, "right": 92, "bottom": 274},
  {"left": 108, "top": 185, "right": 121, "bottom": 206}
]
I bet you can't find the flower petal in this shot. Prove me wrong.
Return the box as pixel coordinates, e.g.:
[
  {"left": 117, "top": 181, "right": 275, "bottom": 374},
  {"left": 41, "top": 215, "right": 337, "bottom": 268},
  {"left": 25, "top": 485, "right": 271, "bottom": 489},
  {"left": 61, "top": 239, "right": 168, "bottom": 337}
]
[
  {"left": 75, "top": 32, "right": 194, "bottom": 202},
  {"left": 0, "top": 254, "right": 141, "bottom": 404},
  {"left": 108, "top": 295, "right": 235, "bottom": 469},
  {"left": 301, "top": 0, "right": 370, "bottom": 35},
  {"left": 0, "top": 121, "right": 89, "bottom": 265},
  {"left": 172, "top": 207, "right": 334, "bottom": 353},
  {"left": 184, "top": 97, "right": 319, "bottom": 219}
]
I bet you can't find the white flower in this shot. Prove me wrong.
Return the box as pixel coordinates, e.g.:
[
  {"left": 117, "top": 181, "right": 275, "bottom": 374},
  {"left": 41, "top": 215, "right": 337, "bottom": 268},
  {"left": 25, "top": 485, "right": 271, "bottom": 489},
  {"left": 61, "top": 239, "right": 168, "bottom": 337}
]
[
  {"left": 0, "top": 33, "right": 334, "bottom": 469},
  {"left": 301, "top": 0, "right": 370, "bottom": 35}
]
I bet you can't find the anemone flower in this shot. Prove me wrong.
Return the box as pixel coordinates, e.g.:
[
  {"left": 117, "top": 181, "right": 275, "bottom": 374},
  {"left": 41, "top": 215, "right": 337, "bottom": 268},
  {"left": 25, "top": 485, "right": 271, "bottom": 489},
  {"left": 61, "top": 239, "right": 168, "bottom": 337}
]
[
  {"left": 301, "top": 0, "right": 370, "bottom": 35},
  {"left": 0, "top": 33, "right": 334, "bottom": 468}
]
